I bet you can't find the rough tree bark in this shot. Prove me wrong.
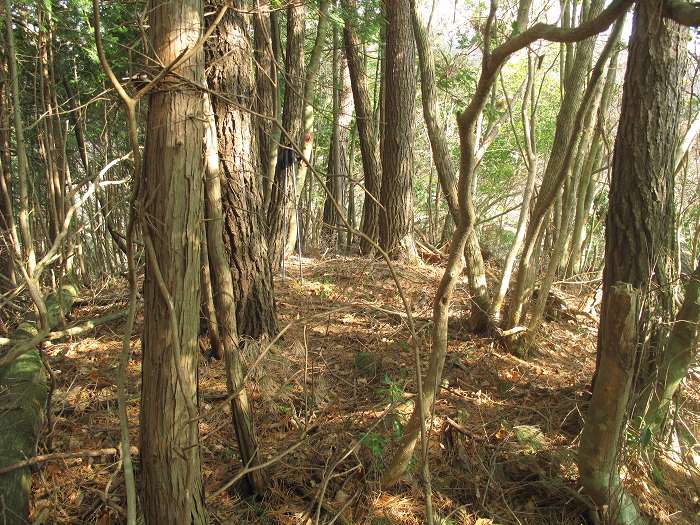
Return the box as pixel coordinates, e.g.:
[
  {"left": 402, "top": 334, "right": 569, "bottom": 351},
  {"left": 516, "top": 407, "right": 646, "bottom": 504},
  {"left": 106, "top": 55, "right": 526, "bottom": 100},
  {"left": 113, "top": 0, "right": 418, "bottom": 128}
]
[
  {"left": 206, "top": 1, "right": 277, "bottom": 340},
  {"left": 579, "top": 1, "right": 685, "bottom": 522},
  {"left": 139, "top": 0, "right": 207, "bottom": 521},
  {"left": 267, "top": 0, "right": 305, "bottom": 268},
  {"left": 204, "top": 87, "right": 266, "bottom": 493},
  {"left": 379, "top": 0, "right": 417, "bottom": 261}
]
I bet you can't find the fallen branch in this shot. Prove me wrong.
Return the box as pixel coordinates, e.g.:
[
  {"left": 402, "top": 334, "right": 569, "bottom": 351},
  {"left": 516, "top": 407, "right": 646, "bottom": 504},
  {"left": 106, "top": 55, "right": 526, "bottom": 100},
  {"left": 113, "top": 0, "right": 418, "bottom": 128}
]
[
  {"left": 0, "top": 309, "right": 128, "bottom": 349},
  {"left": 0, "top": 446, "right": 139, "bottom": 475},
  {"left": 73, "top": 294, "right": 130, "bottom": 307}
]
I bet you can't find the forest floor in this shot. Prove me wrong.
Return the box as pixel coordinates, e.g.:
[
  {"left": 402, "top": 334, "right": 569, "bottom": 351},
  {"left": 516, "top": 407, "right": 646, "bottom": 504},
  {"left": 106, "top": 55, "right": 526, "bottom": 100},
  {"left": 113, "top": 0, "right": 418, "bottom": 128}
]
[{"left": 22, "top": 256, "right": 700, "bottom": 524}]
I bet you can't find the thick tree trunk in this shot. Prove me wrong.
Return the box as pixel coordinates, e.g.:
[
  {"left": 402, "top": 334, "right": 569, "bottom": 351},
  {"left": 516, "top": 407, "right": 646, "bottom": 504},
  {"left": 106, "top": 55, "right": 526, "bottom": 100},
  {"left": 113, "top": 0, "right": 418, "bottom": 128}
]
[
  {"left": 139, "top": 0, "right": 207, "bottom": 521},
  {"left": 268, "top": 1, "right": 305, "bottom": 268},
  {"left": 579, "top": 1, "right": 684, "bottom": 521},
  {"left": 343, "top": 0, "right": 381, "bottom": 254},
  {"left": 579, "top": 285, "right": 644, "bottom": 525},
  {"left": 379, "top": 0, "right": 417, "bottom": 261},
  {"left": 206, "top": 3, "right": 277, "bottom": 340}
]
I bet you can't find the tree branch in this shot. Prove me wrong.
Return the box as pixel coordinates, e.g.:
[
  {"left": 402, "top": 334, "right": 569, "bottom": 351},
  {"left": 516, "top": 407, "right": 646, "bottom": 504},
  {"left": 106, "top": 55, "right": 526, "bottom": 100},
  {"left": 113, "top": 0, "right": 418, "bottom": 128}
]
[{"left": 664, "top": 0, "right": 700, "bottom": 26}]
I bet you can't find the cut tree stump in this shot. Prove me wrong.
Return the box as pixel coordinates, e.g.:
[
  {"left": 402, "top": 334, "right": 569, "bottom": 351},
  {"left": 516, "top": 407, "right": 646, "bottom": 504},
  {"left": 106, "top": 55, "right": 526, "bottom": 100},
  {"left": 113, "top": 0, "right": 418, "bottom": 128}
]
[{"left": 0, "top": 284, "right": 77, "bottom": 525}]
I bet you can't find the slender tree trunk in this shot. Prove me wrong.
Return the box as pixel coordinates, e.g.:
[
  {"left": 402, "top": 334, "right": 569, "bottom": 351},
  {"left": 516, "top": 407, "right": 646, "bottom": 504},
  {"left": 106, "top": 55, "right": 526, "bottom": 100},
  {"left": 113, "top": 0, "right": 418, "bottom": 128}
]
[
  {"left": 204, "top": 89, "right": 266, "bottom": 494},
  {"left": 490, "top": 53, "right": 538, "bottom": 322},
  {"left": 200, "top": 228, "right": 223, "bottom": 360},
  {"left": 345, "top": 122, "right": 357, "bottom": 251},
  {"left": 323, "top": 26, "right": 341, "bottom": 235},
  {"left": 565, "top": 138, "right": 603, "bottom": 276},
  {"left": 288, "top": 0, "right": 330, "bottom": 255},
  {"left": 379, "top": 0, "right": 417, "bottom": 261},
  {"left": 506, "top": 0, "right": 605, "bottom": 329},
  {"left": 324, "top": 32, "right": 354, "bottom": 246},
  {"left": 206, "top": 2, "right": 278, "bottom": 339},
  {"left": 643, "top": 263, "right": 700, "bottom": 435},
  {"left": 0, "top": 66, "right": 15, "bottom": 291},
  {"left": 37, "top": 1, "right": 63, "bottom": 243},
  {"left": 343, "top": 0, "right": 381, "bottom": 254},
  {"left": 253, "top": 0, "right": 278, "bottom": 208},
  {"left": 139, "top": 0, "right": 207, "bottom": 521},
  {"left": 268, "top": 0, "right": 305, "bottom": 268},
  {"left": 524, "top": 24, "right": 621, "bottom": 347}
]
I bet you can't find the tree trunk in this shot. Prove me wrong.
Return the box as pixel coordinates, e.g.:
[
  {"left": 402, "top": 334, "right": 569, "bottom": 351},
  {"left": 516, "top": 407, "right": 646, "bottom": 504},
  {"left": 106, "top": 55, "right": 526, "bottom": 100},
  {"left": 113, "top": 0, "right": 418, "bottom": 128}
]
[
  {"left": 506, "top": 0, "right": 605, "bottom": 329},
  {"left": 206, "top": 2, "right": 278, "bottom": 340},
  {"left": 643, "top": 263, "right": 700, "bottom": 436},
  {"left": 204, "top": 89, "right": 266, "bottom": 494},
  {"left": 268, "top": 1, "right": 305, "bottom": 268},
  {"left": 524, "top": 24, "right": 621, "bottom": 348},
  {"left": 289, "top": 0, "right": 330, "bottom": 255},
  {"left": 139, "top": 0, "right": 207, "bottom": 521},
  {"left": 490, "top": 53, "right": 538, "bottom": 322},
  {"left": 200, "top": 228, "right": 223, "bottom": 360},
  {"left": 343, "top": 0, "right": 381, "bottom": 254},
  {"left": 379, "top": 0, "right": 417, "bottom": 261},
  {"left": 253, "top": 0, "right": 278, "bottom": 208},
  {"left": 382, "top": 0, "right": 631, "bottom": 487},
  {"left": 0, "top": 66, "right": 15, "bottom": 291},
  {"left": 37, "top": 0, "right": 64, "bottom": 244},
  {"left": 579, "top": 1, "right": 684, "bottom": 521},
  {"left": 578, "top": 285, "right": 645, "bottom": 525},
  {"left": 323, "top": 31, "right": 354, "bottom": 246}
]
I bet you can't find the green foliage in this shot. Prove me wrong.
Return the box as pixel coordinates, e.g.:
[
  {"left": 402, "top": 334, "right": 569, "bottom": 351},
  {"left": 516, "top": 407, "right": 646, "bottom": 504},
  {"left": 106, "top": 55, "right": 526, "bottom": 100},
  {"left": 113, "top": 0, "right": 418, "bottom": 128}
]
[
  {"left": 361, "top": 431, "right": 386, "bottom": 458},
  {"left": 377, "top": 373, "right": 404, "bottom": 404}
]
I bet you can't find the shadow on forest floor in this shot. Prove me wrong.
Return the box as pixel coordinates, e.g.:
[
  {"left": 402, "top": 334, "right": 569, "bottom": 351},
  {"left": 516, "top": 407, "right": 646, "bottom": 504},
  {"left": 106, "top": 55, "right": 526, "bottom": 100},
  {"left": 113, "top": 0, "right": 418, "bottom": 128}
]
[{"left": 27, "top": 256, "right": 700, "bottom": 524}]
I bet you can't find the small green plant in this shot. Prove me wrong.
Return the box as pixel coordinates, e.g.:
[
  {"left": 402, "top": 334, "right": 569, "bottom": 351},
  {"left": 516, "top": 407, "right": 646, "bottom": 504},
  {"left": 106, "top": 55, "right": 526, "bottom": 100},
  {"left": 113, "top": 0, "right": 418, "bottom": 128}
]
[
  {"left": 377, "top": 373, "right": 404, "bottom": 403},
  {"left": 361, "top": 431, "right": 387, "bottom": 458}
]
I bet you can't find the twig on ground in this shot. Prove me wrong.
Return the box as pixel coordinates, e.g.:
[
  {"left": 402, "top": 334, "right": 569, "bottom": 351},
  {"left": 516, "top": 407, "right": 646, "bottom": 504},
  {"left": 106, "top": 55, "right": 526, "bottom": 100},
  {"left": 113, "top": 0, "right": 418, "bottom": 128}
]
[{"left": 0, "top": 446, "right": 139, "bottom": 475}]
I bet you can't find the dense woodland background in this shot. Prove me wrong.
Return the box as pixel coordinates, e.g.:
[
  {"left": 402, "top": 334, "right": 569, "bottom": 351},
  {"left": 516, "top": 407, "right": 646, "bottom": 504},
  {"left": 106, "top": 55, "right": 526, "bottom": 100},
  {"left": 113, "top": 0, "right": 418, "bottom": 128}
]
[{"left": 1, "top": 0, "right": 700, "bottom": 523}]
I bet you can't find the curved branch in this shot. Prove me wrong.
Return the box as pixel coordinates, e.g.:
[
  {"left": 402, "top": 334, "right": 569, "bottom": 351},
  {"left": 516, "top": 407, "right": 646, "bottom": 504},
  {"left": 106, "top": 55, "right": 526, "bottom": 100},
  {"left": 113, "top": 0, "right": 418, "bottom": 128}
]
[{"left": 664, "top": 0, "right": 700, "bottom": 26}]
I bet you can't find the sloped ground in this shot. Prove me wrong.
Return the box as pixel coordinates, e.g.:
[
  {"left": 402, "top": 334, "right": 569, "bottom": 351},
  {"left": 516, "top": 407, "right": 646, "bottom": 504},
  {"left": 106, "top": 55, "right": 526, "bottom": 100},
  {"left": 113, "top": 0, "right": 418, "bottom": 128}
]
[{"left": 24, "top": 256, "right": 700, "bottom": 524}]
